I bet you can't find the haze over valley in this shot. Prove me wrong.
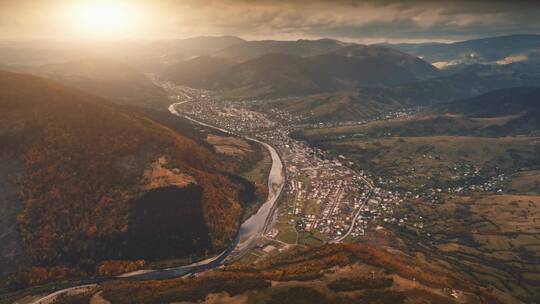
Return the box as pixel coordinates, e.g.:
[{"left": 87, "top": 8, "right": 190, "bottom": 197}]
[{"left": 0, "top": 1, "right": 539, "bottom": 304}]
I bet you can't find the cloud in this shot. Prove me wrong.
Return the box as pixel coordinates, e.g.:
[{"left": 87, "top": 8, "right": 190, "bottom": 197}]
[
  {"left": 496, "top": 54, "right": 528, "bottom": 65},
  {"left": 0, "top": 0, "right": 539, "bottom": 42},
  {"left": 159, "top": 0, "right": 540, "bottom": 42}
]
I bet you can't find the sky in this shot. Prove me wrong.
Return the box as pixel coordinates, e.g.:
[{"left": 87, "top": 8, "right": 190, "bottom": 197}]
[{"left": 1, "top": 0, "right": 540, "bottom": 43}]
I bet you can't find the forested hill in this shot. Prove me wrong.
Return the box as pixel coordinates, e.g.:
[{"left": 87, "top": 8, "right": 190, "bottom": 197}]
[{"left": 0, "top": 70, "right": 254, "bottom": 286}]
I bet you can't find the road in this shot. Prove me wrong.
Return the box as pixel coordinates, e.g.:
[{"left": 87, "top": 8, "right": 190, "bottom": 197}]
[
  {"left": 330, "top": 189, "right": 373, "bottom": 243},
  {"left": 328, "top": 184, "right": 344, "bottom": 218},
  {"left": 28, "top": 284, "right": 97, "bottom": 304},
  {"left": 330, "top": 174, "right": 374, "bottom": 243}
]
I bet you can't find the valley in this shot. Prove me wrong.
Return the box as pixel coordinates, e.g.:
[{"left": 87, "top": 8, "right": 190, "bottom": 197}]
[
  {"left": 153, "top": 77, "right": 540, "bottom": 302},
  {"left": 6, "top": 71, "right": 538, "bottom": 303},
  {"left": 291, "top": 94, "right": 540, "bottom": 302},
  {"left": 1, "top": 25, "right": 539, "bottom": 303},
  {"left": 0, "top": 71, "right": 270, "bottom": 298},
  {"left": 158, "top": 80, "right": 392, "bottom": 248}
]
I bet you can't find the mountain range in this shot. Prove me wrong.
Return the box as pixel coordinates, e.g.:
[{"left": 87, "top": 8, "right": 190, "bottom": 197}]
[
  {"left": 3, "top": 34, "right": 540, "bottom": 104},
  {"left": 325, "top": 87, "right": 540, "bottom": 138},
  {"left": 378, "top": 34, "right": 540, "bottom": 68},
  {"left": 213, "top": 38, "right": 351, "bottom": 61},
  {"left": 2, "top": 58, "right": 168, "bottom": 108},
  {"left": 162, "top": 44, "right": 441, "bottom": 99},
  {"left": 153, "top": 35, "right": 540, "bottom": 101}
]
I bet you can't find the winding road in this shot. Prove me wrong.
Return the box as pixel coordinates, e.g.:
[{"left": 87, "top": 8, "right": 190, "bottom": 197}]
[{"left": 330, "top": 175, "right": 374, "bottom": 243}]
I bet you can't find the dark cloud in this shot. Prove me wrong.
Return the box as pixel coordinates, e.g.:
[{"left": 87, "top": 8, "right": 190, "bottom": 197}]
[{"left": 163, "top": 0, "right": 540, "bottom": 42}]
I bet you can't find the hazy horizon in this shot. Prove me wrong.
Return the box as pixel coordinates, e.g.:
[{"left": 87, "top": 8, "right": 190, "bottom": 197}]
[{"left": 1, "top": 0, "right": 540, "bottom": 44}]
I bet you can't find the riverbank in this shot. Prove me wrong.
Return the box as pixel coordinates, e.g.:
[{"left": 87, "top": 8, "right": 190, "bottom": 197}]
[
  {"left": 22, "top": 90, "right": 286, "bottom": 304},
  {"left": 168, "top": 102, "right": 286, "bottom": 264}
]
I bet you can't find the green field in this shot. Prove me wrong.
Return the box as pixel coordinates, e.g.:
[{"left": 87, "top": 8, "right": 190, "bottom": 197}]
[
  {"left": 241, "top": 143, "right": 272, "bottom": 185},
  {"left": 393, "top": 194, "right": 540, "bottom": 300},
  {"left": 509, "top": 170, "right": 540, "bottom": 194},
  {"left": 317, "top": 136, "right": 540, "bottom": 190},
  {"left": 240, "top": 145, "right": 272, "bottom": 221}
]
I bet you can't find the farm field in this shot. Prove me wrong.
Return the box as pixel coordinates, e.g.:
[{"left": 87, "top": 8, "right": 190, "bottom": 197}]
[
  {"left": 391, "top": 194, "right": 540, "bottom": 300},
  {"left": 315, "top": 135, "right": 540, "bottom": 191}
]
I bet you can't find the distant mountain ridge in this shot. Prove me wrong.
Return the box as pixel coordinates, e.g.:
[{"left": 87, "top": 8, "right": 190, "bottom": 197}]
[
  {"left": 378, "top": 34, "right": 540, "bottom": 66},
  {"left": 168, "top": 44, "right": 441, "bottom": 99},
  {"left": 159, "top": 56, "right": 236, "bottom": 87},
  {"left": 150, "top": 35, "right": 540, "bottom": 121},
  {"left": 2, "top": 35, "right": 539, "bottom": 110},
  {"left": 256, "top": 74, "right": 540, "bottom": 125},
  {"left": 3, "top": 58, "right": 168, "bottom": 107},
  {"left": 434, "top": 87, "right": 540, "bottom": 118},
  {"left": 213, "top": 38, "right": 352, "bottom": 61},
  {"left": 431, "top": 87, "right": 540, "bottom": 135},
  {"left": 343, "top": 87, "right": 540, "bottom": 137},
  {"left": 354, "top": 61, "right": 540, "bottom": 106}
]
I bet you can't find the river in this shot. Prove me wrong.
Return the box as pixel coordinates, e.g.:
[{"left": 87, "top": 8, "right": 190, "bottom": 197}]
[
  {"left": 29, "top": 96, "right": 286, "bottom": 303},
  {"left": 125, "top": 101, "right": 285, "bottom": 280},
  {"left": 168, "top": 101, "right": 285, "bottom": 256},
  {"left": 167, "top": 100, "right": 285, "bottom": 259}
]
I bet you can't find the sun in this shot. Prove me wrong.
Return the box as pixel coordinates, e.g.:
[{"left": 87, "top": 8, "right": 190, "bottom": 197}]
[{"left": 69, "top": 1, "right": 139, "bottom": 38}]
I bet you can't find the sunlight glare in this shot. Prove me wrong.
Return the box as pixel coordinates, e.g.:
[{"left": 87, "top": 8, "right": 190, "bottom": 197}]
[{"left": 69, "top": 1, "right": 139, "bottom": 38}]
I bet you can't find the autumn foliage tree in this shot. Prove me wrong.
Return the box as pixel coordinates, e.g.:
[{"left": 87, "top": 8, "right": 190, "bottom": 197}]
[{"left": 0, "top": 71, "right": 256, "bottom": 284}]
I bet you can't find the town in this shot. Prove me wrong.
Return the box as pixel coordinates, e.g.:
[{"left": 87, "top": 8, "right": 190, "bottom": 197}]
[
  {"left": 157, "top": 79, "right": 512, "bottom": 254},
  {"left": 158, "top": 81, "right": 404, "bottom": 246}
]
